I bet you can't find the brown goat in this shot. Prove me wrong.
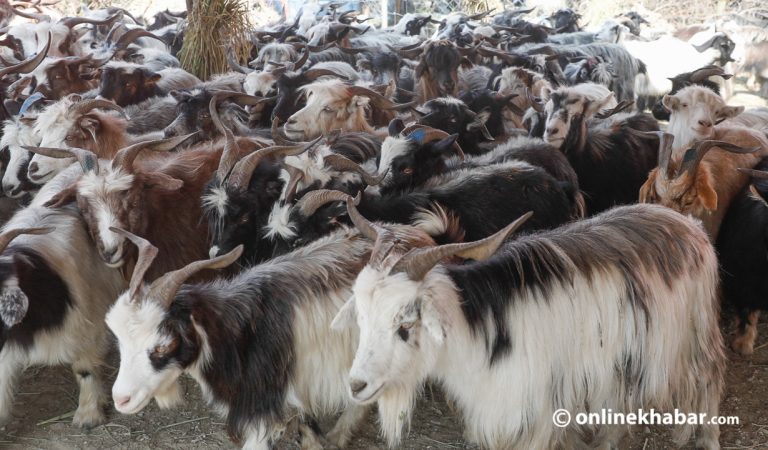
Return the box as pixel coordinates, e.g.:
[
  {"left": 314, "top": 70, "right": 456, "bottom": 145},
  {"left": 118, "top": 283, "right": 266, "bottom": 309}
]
[
  {"left": 29, "top": 134, "right": 266, "bottom": 281},
  {"left": 639, "top": 127, "right": 768, "bottom": 240},
  {"left": 397, "top": 40, "right": 473, "bottom": 103}
]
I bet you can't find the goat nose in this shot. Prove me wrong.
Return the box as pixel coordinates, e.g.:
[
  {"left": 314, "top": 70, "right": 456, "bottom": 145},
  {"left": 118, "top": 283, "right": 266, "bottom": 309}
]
[
  {"left": 102, "top": 248, "right": 117, "bottom": 260},
  {"left": 163, "top": 128, "right": 177, "bottom": 138},
  {"left": 2, "top": 183, "right": 15, "bottom": 194},
  {"left": 547, "top": 128, "right": 559, "bottom": 135},
  {"left": 28, "top": 162, "right": 39, "bottom": 175},
  {"left": 698, "top": 119, "right": 713, "bottom": 128},
  {"left": 349, "top": 379, "right": 368, "bottom": 395},
  {"left": 114, "top": 395, "right": 131, "bottom": 408}
]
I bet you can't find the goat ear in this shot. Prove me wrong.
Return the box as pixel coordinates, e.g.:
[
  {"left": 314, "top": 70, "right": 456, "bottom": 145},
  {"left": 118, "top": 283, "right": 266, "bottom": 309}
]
[
  {"left": 638, "top": 171, "right": 658, "bottom": 203},
  {"left": 695, "top": 170, "right": 718, "bottom": 211},
  {"left": 169, "top": 90, "right": 191, "bottom": 102},
  {"left": 79, "top": 115, "right": 100, "bottom": 142},
  {"left": 662, "top": 94, "right": 679, "bottom": 112},
  {"left": 430, "top": 134, "right": 459, "bottom": 156},
  {"left": 421, "top": 297, "right": 448, "bottom": 344},
  {"left": 141, "top": 172, "right": 183, "bottom": 191},
  {"left": 718, "top": 105, "right": 744, "bottom": 119},
  {"left": 585, "top": 94, "right": 615, "bottom": 117},
  {"left": 146, "top": 73, "right": 162, "bottom": 84},
  {"left": 467, "top": 109, "right": 491, "bottom": 131},
  {"left": 44, "top": 182, "right": 78, "bottom": 208},
  {"left": 460, "top": 56, "right": 473, "bottom": 69},
  {"left": 331, "top": 296, "right": 356, "bottom": 331}
]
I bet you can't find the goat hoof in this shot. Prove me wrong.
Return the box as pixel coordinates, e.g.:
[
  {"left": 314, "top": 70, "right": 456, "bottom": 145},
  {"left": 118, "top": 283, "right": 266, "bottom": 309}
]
[
  {"left": 324, "top": 429, "right": 348, "bottom": 449},
  {"left": 73, "top": 407, "right": 105, "bottom": 429}
]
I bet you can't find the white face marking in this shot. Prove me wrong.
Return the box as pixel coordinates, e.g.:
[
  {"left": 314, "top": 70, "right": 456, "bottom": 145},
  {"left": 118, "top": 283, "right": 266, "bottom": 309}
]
[
  {"left": 106, "top": 295, "right": 183, "bottom": 415},
  {"left": 378, "top": 137, "right": 411, "bottom": 186}
]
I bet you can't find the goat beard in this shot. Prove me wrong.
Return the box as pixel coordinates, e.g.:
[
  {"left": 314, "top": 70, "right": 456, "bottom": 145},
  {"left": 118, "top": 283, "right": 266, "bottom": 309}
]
[{"left": 376, "top": 381, "right": 420, "bottom": 447}]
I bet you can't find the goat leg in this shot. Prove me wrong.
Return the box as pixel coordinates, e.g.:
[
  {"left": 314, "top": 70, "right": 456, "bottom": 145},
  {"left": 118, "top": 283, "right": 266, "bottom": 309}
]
[
  {"left": 71, "top": 352, "right": 107, "bottom": 428},
  {"left": 0, "top": 348, "right": 23, "bottom": 426},
  {"left": 325, "top": 404, "right": 369, "bottom": 449},
  {"left": 731, "top": 310, "right": 760, "bottom": 355}
]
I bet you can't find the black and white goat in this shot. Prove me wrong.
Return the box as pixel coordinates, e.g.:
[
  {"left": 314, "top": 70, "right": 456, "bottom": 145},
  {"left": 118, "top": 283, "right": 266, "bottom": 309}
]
[
  {"left": 334, "top": 199, "right": 725, "bottom": 450},
  {"left": 106, "top": 226, "right": 373, "bottom": 449}
]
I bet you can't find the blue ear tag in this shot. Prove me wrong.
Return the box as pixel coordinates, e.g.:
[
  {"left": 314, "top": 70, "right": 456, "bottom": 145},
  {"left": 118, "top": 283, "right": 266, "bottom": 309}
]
[
  {"left": 408, "top": 128, "right": 426, "bottom": 143},
  {"left": 19, "top": 92, "right": 45, "bottom": 116}
]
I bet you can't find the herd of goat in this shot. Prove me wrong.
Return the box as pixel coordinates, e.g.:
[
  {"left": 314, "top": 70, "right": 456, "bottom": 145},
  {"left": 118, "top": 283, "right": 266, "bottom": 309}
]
[{"left": 0, "top": 1, "right": 767, "bottom": 449}]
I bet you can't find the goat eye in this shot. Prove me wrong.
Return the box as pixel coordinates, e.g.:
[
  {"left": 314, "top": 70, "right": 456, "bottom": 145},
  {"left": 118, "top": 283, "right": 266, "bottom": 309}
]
[
  {"left": 323, "top": 106, "right": 334, "bottom": 113},
  {"left": 682, "top": 103, "right": 688, "bottom": 108},
  {"left": 397, "top": 322, "right": 415, "bottom": 341},
  {"left": 153, "top": 345, "right": 170, "bottom": 355},
  {"left": 401, "top": 167, "right": 413, "bottom": 175},
  {"left": 65, "top": 135, "right": 75, "bottom": 142},
  {"left": 238, "top": 215, "right": 249, "bottom": 225},
  {"left": 200, "top": 113, "right": 210, "bottom": 119}
]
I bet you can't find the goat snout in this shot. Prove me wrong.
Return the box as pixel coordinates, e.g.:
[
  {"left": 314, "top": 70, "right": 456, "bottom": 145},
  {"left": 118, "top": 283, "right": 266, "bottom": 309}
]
[
  {"left": 698, "top": 119, "right": 713, "bottom": 128},
  {"left": 114, "top": 395, "right": 131, "bottom": 408},
  {"left": 27, "top": 162, "right": 39, "bottom": 175},
  {"left": 546, "top": 127, "right": 559, "bottom": 136},
  {"left": 349, "top": 379, "right": 368, "bottom": 396},
  {"left": 2, "top": 182, "right": 17, "bottom": 195}
]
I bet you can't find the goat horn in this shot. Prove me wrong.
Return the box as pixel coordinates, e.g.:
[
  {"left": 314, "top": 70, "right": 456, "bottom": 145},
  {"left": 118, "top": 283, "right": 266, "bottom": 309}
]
[
  {"left": 112, "top": 132, "right": 198, "bottom": 173},
  {"left": 391, "top": 212, "right": 532, "bottom": 281},
  {"left": 338, "top": 45, "right": 376, "bottom": 54},
  {"left": 631, "top": 131, "right": 675, "bottom": 179},
  {"left": 227, "top": 137, "right": 322, "bottom": 191},
  {"left": 23, "top": 145, "right": 100, "bottom": 174},
  {"left": 303, "top": 68, "right": 349, "bottom": 82},
  {"left": 689, "top": 65, "right": 732, "bottom": 82},
  {"left": 594, "top": 100, "right": 634, "bottom": 119},
  {"left": 110, "top": 227, "right": 158, "bottom": 302},
  {"left": 291, "top": 48, "right": 310, "bottom": 70},
  {"left": 402, "top": 125, "right": 465, "bottom": 161},
  {"left": 148, "top": 245, "right": 243, "bottom": 309},
  {"left": 73, "top": 98, "right": 126, "bottom": 118},
  {"left": 0, "top": 227, "right": 53, "bottom": 263},
  {"left": 296, "top": 188, "right": 357, "bottom": 218},
  {"left": 467, "top": 9, "right": 495, "bottom": 20},
  {"left": 0, "top": 31, "right": 50, "bottom": 77},
  {"left": 280, "top": 163, "right": 304, "bottom": 204},
  {"left": 227, "top": 50, "right": 253, "bottom": 74},
  {"left": 12, "top": 7, "right": 50, "bottom": 22},
  {"left": 209, "top": 92, "right": 267, "bottom": 180},
  {"left": 737, "top": 168, "right": 768, "bottom": 180},
  {"left": 678, "top": 140, "right": 761, "bottom": 178},
  {"left": 346, "top": 85, "right": 413, "bottom": 110},
  {"left": 323, "top": 154, "right": 386, "bottom": 185},
  {"left": 345, "top": 193, "right": 379, "bottom": 242},
  {"left": 59, "top": 11, "right": 122, "bottom": 28},
  {"left": 114, "top": 28, "right": 163, "bottom": 51}
]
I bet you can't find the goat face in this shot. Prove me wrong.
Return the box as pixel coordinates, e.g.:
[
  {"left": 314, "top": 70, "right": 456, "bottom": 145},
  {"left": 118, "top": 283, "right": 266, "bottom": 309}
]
[
  {"left": 34, "top": 57, "right": 99, "bottom": 100},
  {"left": 359, "top": 53, "right": 402, "bottom": 86},
  {"left": 663, "top": 86, "right": 743, "bottom": 146},
  {"left": 283, "top": 80, "right": 371, "bottom": 140},
  {"left": 98, "top": 65, "right": 161, "bottom": 107},
  {"left": 417, "top": 41, "right": 462, "bottom": 97},
  {"left": 164, "top": 90, "right": 216, "bottom": 140},
  {"left": 243, "top": 71, "right": 277, "bottom": 97},
  {"left": 543, "top": 84, "right": 616, "bottom": 149},
  {"left": 378, "top": 134, "right": 458, "bottom": 194},
  {"left": 333, "top": 265, "right": 443, "bottom": 407},
  {"left": 404, "top": 16, "right": 431, "bottom": 36},
  {"left": 418, "top": 97, "right": 490, "bottom": 146},
  {"left": 106, "top": 296, "right": 188, "bottom": 415},
  {"left": 1, "top": 117, "right": 40, "bottom": 197}
]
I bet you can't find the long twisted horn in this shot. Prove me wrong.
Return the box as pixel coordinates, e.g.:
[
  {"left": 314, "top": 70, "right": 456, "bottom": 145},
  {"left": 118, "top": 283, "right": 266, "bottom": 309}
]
[
  {"left": 0, "top": 31, "right": 50, "bottom": 77},
  {"left": 110, "top": 227, "right": 158, "bottom": 302},
  {"left": 689, "top": 65, "right": 732, "bottom": 83},
  {"left": 59, "top": 11, "right": 123, "bottom": 29},
  {"left": 346, "top": 85, "right": 415, "bottom": 110},
  {"left": 295, "top": 188, "right": 356, "bottom": 218},
  {"left": 391, "top": 212, "right": 532, "bottom": 280},
  {"left": 678, "top": 140, "right": 761, "bottom": 178},
  {"left": 147, "top": 245, "right": 243, "bottom": 308},
  {"left": 227, "top": 137, "right": 322, "bottom": 191},
  {"left": 0, "top": 227, "right": 53, "bottom": 254},
  {"left": 72, "top": 98, "right": 126, "bottom": 118},
  {"left": 23, "top": 146, "right": 99, "bottom": 174},
  {"left": 111, "top": 133, "right": 198, "bottom": 173},
  {"left": 323, "top": 154, "right": 386, "bottom": 185}
]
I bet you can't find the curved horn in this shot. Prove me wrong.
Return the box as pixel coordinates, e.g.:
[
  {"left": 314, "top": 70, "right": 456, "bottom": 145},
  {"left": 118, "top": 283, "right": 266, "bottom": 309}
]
[
  {"left": 0, "top": 31, "right": 50, "bottom": 77},
  {"left": 391, "top": 212, "right": 532, "bottom": 281},
  {"left": 227, "top": 50, "right": 254, "bottom": 74},
  {"left": 467, "top": 9, "right": 495, "bottom": 20},
  {"left": 678, "top": 140, "right": 761, "bottom": 178},
  {"left": 291, "top": 48, "right": 309, "bottom": 70},
  {"left": 147, "top": 245, "right": 243, "bottom": 308},
  {"left": 280, "top": 163, "right": 304, "bottom": 204},
  {"left": 338, "top": 45, "right": 376, "bottom": 54},
  {"left": 402, "top": 124, "right": 465, "bottom": 161},
  {"left": 111, "top": 133, "right": 198, "bottom": 173},
  {"left": 114, "top": 28, "right": 163, "bottom": 51},
  {"left": 227, "top": 137, "right": 322, "bottom": 190},
  {"left": 0, "top": 227, "right": 53, "bottom": 254},
  {"left": 12, "top": 7, "right": 50, "bottom": 22},
  {"left": 738, "top": 168, "right": 768, "bottom": 180},
  {"left": 689, "top": 65, "right": 732, "bottom": 83},
  {"left": 346, "top": 85, "right": 414, "bottom": 110},
  {"left": 345, "top": 193, "right": 378, "bottom": 241},
  {"left": 323, "top": 154, "right": 386, "bottom": 185},
  {"left": 23, "top": 146, "right": 99, "bottom": 174},
  {"left": 295, "top": 188, "right": 356, "bottom": 218},
  {"left": 72, "top": 98, "right": 126, "bottom": 118},
  {"left": 594, "top": 99, "right": 634, "bottom": 119},
  {"left": 110, "top": 227, "right": 158, "bottom": 302},
  {"left": 302, "top": 68, "right": 349, "bottom": 82},
  {"left": 59, "top": 11, "right": 122, "bottom": 29},
  {"left": 271, "top": 117, "right": 302, "bottom": 145}
]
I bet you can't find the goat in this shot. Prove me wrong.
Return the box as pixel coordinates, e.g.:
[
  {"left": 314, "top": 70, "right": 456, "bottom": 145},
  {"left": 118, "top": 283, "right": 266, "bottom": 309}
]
[
  {"left": 395, "top": 40, "right": 473, "bottom": 102},
  {"left": 106, "top": 226, "right": 372, "bottom": 449},
  {"left": 663, "top": 85, "right": 748, "bottom": 148},
  {"left": 651, "top": 66, "right": 732, "bottom": 121},
  {"left": 0, "top": 164, "right": 125, "bottom": 429},
  {"left": 27, "top": 96, "right": 126, "bottom": 184},
  {"left": 333, "top": 199, "right": 725, "bottom": 450},
  {"left": 282, "top": 79, "right": 411, "bottom": 141},
  {"left": 543, "top": 83, "right": 659, "bottom": 214},
  {"left": 716, "top": 162, "right": 768, "bottom": 355},
  {"left": 97, "top": 62, "right": 200, "bottom": 107},
  {"left": 640, "top": 130, "right": 768, "bottom": 240},
  {"left": 414, "top": 97, "right": 496, "bottom": 154}
]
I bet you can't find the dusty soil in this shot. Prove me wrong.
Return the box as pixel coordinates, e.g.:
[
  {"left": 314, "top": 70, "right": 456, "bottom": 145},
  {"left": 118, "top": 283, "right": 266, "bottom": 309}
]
[{"left": 0, "top": 315, "right": 765, "bottom": 450}]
